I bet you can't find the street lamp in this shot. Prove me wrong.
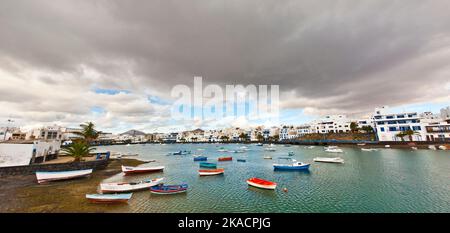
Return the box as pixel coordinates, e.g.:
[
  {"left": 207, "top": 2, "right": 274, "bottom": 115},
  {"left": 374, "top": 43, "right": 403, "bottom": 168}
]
[{"left": 3, "top": 119, "right": 14, "bottom": 141}]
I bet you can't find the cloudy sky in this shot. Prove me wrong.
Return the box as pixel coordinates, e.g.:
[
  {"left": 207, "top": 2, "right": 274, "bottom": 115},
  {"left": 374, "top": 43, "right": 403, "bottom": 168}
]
[{"left": 0, "top": 0, "right": 449, "bottom": 133}]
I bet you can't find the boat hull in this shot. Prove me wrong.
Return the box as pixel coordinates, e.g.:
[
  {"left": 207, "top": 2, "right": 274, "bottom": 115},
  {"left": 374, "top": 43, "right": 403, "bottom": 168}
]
[
  {"left": 122, "top": 165, "right": 164, "bottom": 175},
  {"left": 150, "top": 184, "right": 188, "bottom": 194},
  {"left": 313, "top": 158, "right": 344, "bottom": 164},
  {"left": 193, "top": 157, "right": 207, "bottom": 161},
  {"left": 218, "top": 157, "right": 232, "bottom": 161},
  {"left": 273, "top": 164, "right": 310, "bottom": 170},
  {"left": 246, "top": 178, "right": 277, "bottom": 190},
  {"left": 100, "top": 178, "right": 164, "bottom": 193},
  {"left": 86, "top": 193, "right": 132, "bottom": 203},
  {"left": 199, "top": 169, "right": 224, "bottom": 176},
  {"left": 199, "top": 162, "right": 217, "bottom": 168},
  {"left": 36, "top": 169, "right": 93, "bottom": 184}
]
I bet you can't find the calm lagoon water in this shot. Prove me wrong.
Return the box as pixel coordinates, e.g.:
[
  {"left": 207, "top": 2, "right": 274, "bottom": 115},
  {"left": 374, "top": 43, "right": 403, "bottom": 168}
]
[{"left": 93, "top": 143, "right": 450, "bottom": 213}]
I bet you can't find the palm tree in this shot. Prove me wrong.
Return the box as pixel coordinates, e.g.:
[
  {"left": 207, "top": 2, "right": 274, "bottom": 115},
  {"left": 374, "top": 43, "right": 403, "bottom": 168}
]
[
  {"left": 361, "top": 126, "right": 374, "bottom": 133},
  {"left": 350, "top": 122, "right": 359, "bottom": 133},
  {"left": 256, "top": 133, "right": 264, "bottom": 142},
  {"left": 239, "top": 133, "right": 248, "bottom": 142},
  {"left": 404, "top": 129, "right": 419, "bottom": 141},
  {"left": 74, "top": 122, "right": 99, "bottom": 144},
  {"left": 395, "top": 132, "right": 406, "bottom": 141},
  {"left": 220, "top": 135, "right": 229, "bottom": 142},
  {"left": 61, "top": 140, "right": 95, "bottom": 162}
]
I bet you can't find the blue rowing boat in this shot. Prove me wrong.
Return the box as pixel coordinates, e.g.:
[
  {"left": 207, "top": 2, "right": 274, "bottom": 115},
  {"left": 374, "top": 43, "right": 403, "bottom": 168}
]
[
  {"left": 193, "top": 156, "right": 207, "bottom": 161},
  {"left": 150, "top": 184, "right": 188, "bottom": 194},
  {"left": 199, "top": 162, "right": 217, "bottom": 168}
]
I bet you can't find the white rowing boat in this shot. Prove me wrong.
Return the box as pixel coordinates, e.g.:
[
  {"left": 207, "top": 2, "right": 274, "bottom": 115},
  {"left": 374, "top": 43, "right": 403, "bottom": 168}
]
[
  {"left": 361, "top": 148, "right": 378, "bottom": 152},
  {"left": 122, "top": 165, "right": 164, "bottom": 175},
  {"left": 313, "top": 157, "right": 344, "bottom": 164},
  {"left": 100, "top": 178, "right": 164, "bottom": 193},
  {"left": 325, "top": 148, "right": 343, "bottom": 153},
  {"left": 36, "top": 169, "right": 93, "bottom": 184}
]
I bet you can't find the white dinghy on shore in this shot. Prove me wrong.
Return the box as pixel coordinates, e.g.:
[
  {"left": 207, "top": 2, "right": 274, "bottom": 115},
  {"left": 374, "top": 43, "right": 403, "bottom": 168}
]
[
  {"left": 100, "top": 178, "right": 164, "bottom": 193},
  {"left": 36, "top": 169, "right": 93, "bottom": 184}
]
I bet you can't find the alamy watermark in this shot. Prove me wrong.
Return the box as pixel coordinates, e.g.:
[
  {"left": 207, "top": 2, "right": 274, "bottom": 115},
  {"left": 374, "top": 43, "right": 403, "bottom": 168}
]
[{"left": 170, "top": 77, "right": 280, "bottom": 125}]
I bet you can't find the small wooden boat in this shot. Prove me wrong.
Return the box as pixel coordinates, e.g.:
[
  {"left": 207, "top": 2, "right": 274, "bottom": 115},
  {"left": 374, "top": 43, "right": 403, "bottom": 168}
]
[
  {"left": 263, "top": 156, "right": 272, "bottom": 159},
  {"left": 86, "top": 193, "right": 132, "bottom": 203},
  {"left": 199, "top": 162, "right": 217, "bottom": 168},
  {"left": 361, "top": 148, "right": 378, "bottom": 152},
  {"left": 313, "top": 157, "right": 344, "bottom": 164},
  {"left": 218, "top": 156, "right": 232, "bottom": 161},
  {"left": 193, "top": 156, "right": 207, "bottom": 161},
  {"left": 247, "top": 177, "right": 277, "bottom": 190},
  {"left": 36, "top": 169, "right": 92, "bottom": 184},
  {"left": 150, "top": 184, "right": 188, "bottom": 194},
  {"left": 237, "top": 159, "right": 246, "bottom": 162},
  {"left": 273, "top": 159, "right": 310, "bottom": 171},
  {"left": 199, "top": 168, "right": 224, "bottom": 176},
  {"left": 121, "top": 165, "right": 164, "bottom": 175},
  {"left": 100, "top": 178, "right": 164, "bottom": 193}
]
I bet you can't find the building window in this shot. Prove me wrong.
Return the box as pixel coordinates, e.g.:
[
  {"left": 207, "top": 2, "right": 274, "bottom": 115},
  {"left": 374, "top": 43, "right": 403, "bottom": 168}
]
[
  {"left": 412, "top": 126, "right": 421, "bottom": 131},
  {"left": 397, "top": 115, "right": 405, "bottom": 118},
  {"left": 389, "top": 127, "right": 397, "bottom": 131},
  {"left": 386, "top": 115, "right": 394, "bottom": 119},
  {"left": 380, "top": 127, "right": 385, "bottom": 132}
]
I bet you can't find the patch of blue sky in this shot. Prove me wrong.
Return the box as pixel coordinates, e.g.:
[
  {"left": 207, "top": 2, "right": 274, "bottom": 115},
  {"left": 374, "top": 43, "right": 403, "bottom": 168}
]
[
  {"left": 148, "top": 95, "right": 171, "bottom": 105},
  {"left": 388, "top": 102, "right": 450, "bottom": 114},
  {"left": 90, "top": 106, "right": 106, "bottom": 114},
  {"left": 93, "top": 88, "right": 130, "bottom": 95}
]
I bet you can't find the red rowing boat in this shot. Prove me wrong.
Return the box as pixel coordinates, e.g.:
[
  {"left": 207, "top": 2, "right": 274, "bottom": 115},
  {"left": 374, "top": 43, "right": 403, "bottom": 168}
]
[
  {"left": 218, "top": 156, "right": 232, "bottom": 161},
  {"left": 246, "top": 177, "right": 277, "bottom": 190}
]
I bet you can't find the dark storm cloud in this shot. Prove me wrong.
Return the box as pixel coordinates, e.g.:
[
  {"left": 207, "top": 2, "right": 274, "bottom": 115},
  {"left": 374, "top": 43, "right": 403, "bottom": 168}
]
[{"left": 0, "top": 0, "right": 449, "bottom": 115}]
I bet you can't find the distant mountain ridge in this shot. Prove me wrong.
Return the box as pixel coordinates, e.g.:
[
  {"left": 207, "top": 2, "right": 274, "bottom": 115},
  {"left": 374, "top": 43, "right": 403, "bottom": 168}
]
[{"left": 120, "top": 129, "right": 146, "bottom": 136}]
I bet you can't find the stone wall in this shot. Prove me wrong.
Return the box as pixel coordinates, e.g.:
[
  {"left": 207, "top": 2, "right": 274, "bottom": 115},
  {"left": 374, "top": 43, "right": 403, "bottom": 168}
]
[{"left": 0, "top": 158, "right": 109, "bottom": 177}]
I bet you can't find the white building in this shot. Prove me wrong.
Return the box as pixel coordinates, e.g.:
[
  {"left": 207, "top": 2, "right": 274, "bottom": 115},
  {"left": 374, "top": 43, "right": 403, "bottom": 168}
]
[
  {"left": 0, "top": 140, "right": 61, "bottom": 167},
  {"left": 440, "top": 106, "right": 450, "bottom": 120},
  {"left": 311, "top": 115, "right": 352, "bottom": 134},
  {"left": 373, "top": 107, "right": 426, "bottom": 141},
  {"left": 424, "top": 119, "right": 450, "bottom": 142}
]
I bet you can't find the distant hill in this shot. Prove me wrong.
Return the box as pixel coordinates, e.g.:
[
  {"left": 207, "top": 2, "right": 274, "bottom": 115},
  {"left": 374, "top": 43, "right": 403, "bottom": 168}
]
[{"left": 120, "top": 130, "right": 146, "bottom": 136}]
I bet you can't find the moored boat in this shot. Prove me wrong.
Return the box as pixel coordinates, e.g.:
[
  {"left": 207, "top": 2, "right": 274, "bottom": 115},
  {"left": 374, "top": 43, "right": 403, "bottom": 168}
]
[
  {"left": 306, "top": 146, "right": 315, "bottom": 149},
  {"left": 246, "top": 177, "right": 277, "bottom": 190},
  {"left": 199, "top": 162, "right": 217, "bottom": 168},
  {"left": 193, "top": 156, "right": 207, "bottom": 161},
  {"left": 428, "top": 145, "right": 437, "bottom": 150},
  {"left": 237, "top": 159, "right": 246, "bottom": 162},
  {"left": 325, "top": 148, "right": 343, "bottom": 153},
  {"left": 438, "top": 145, "right": 447, "bottom": 150},
  {"left": 122, "top": 165, "right": 164, "bottom": 175},
  {"left": 218, "top": 156, "right": 232, "bottom": 161},
  {"left": 150, "top": 184, "right": 188, "bottom": 194},
  {"left": 256, "top": 143, "right": 263, "bottom": 146},
  {"left": 313, "top": 157, "right": 344, "bottom": 164},
  {"left": 100, "top": 178, "right": 164, "bottom": 193},
  {"left": 86, "top": 193, "right": 132, "bottom": 203},
  {"left": 199, "top": 168, "right": 224, "bottom": 176},
  {"left": 273, "top": 159, "right": 310, "bottom": 171},
  {"left": 263, "top": 156, "right": 272, "bottom": 159},
  {"left": 36, "top": 169, "right": 93, "bottom": 184},
  {"left": 288, "top": 151, "right": 294, "bottom": 156},
  {"left": 361, "top": 148, "right": 378, "bottom": 152}
]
